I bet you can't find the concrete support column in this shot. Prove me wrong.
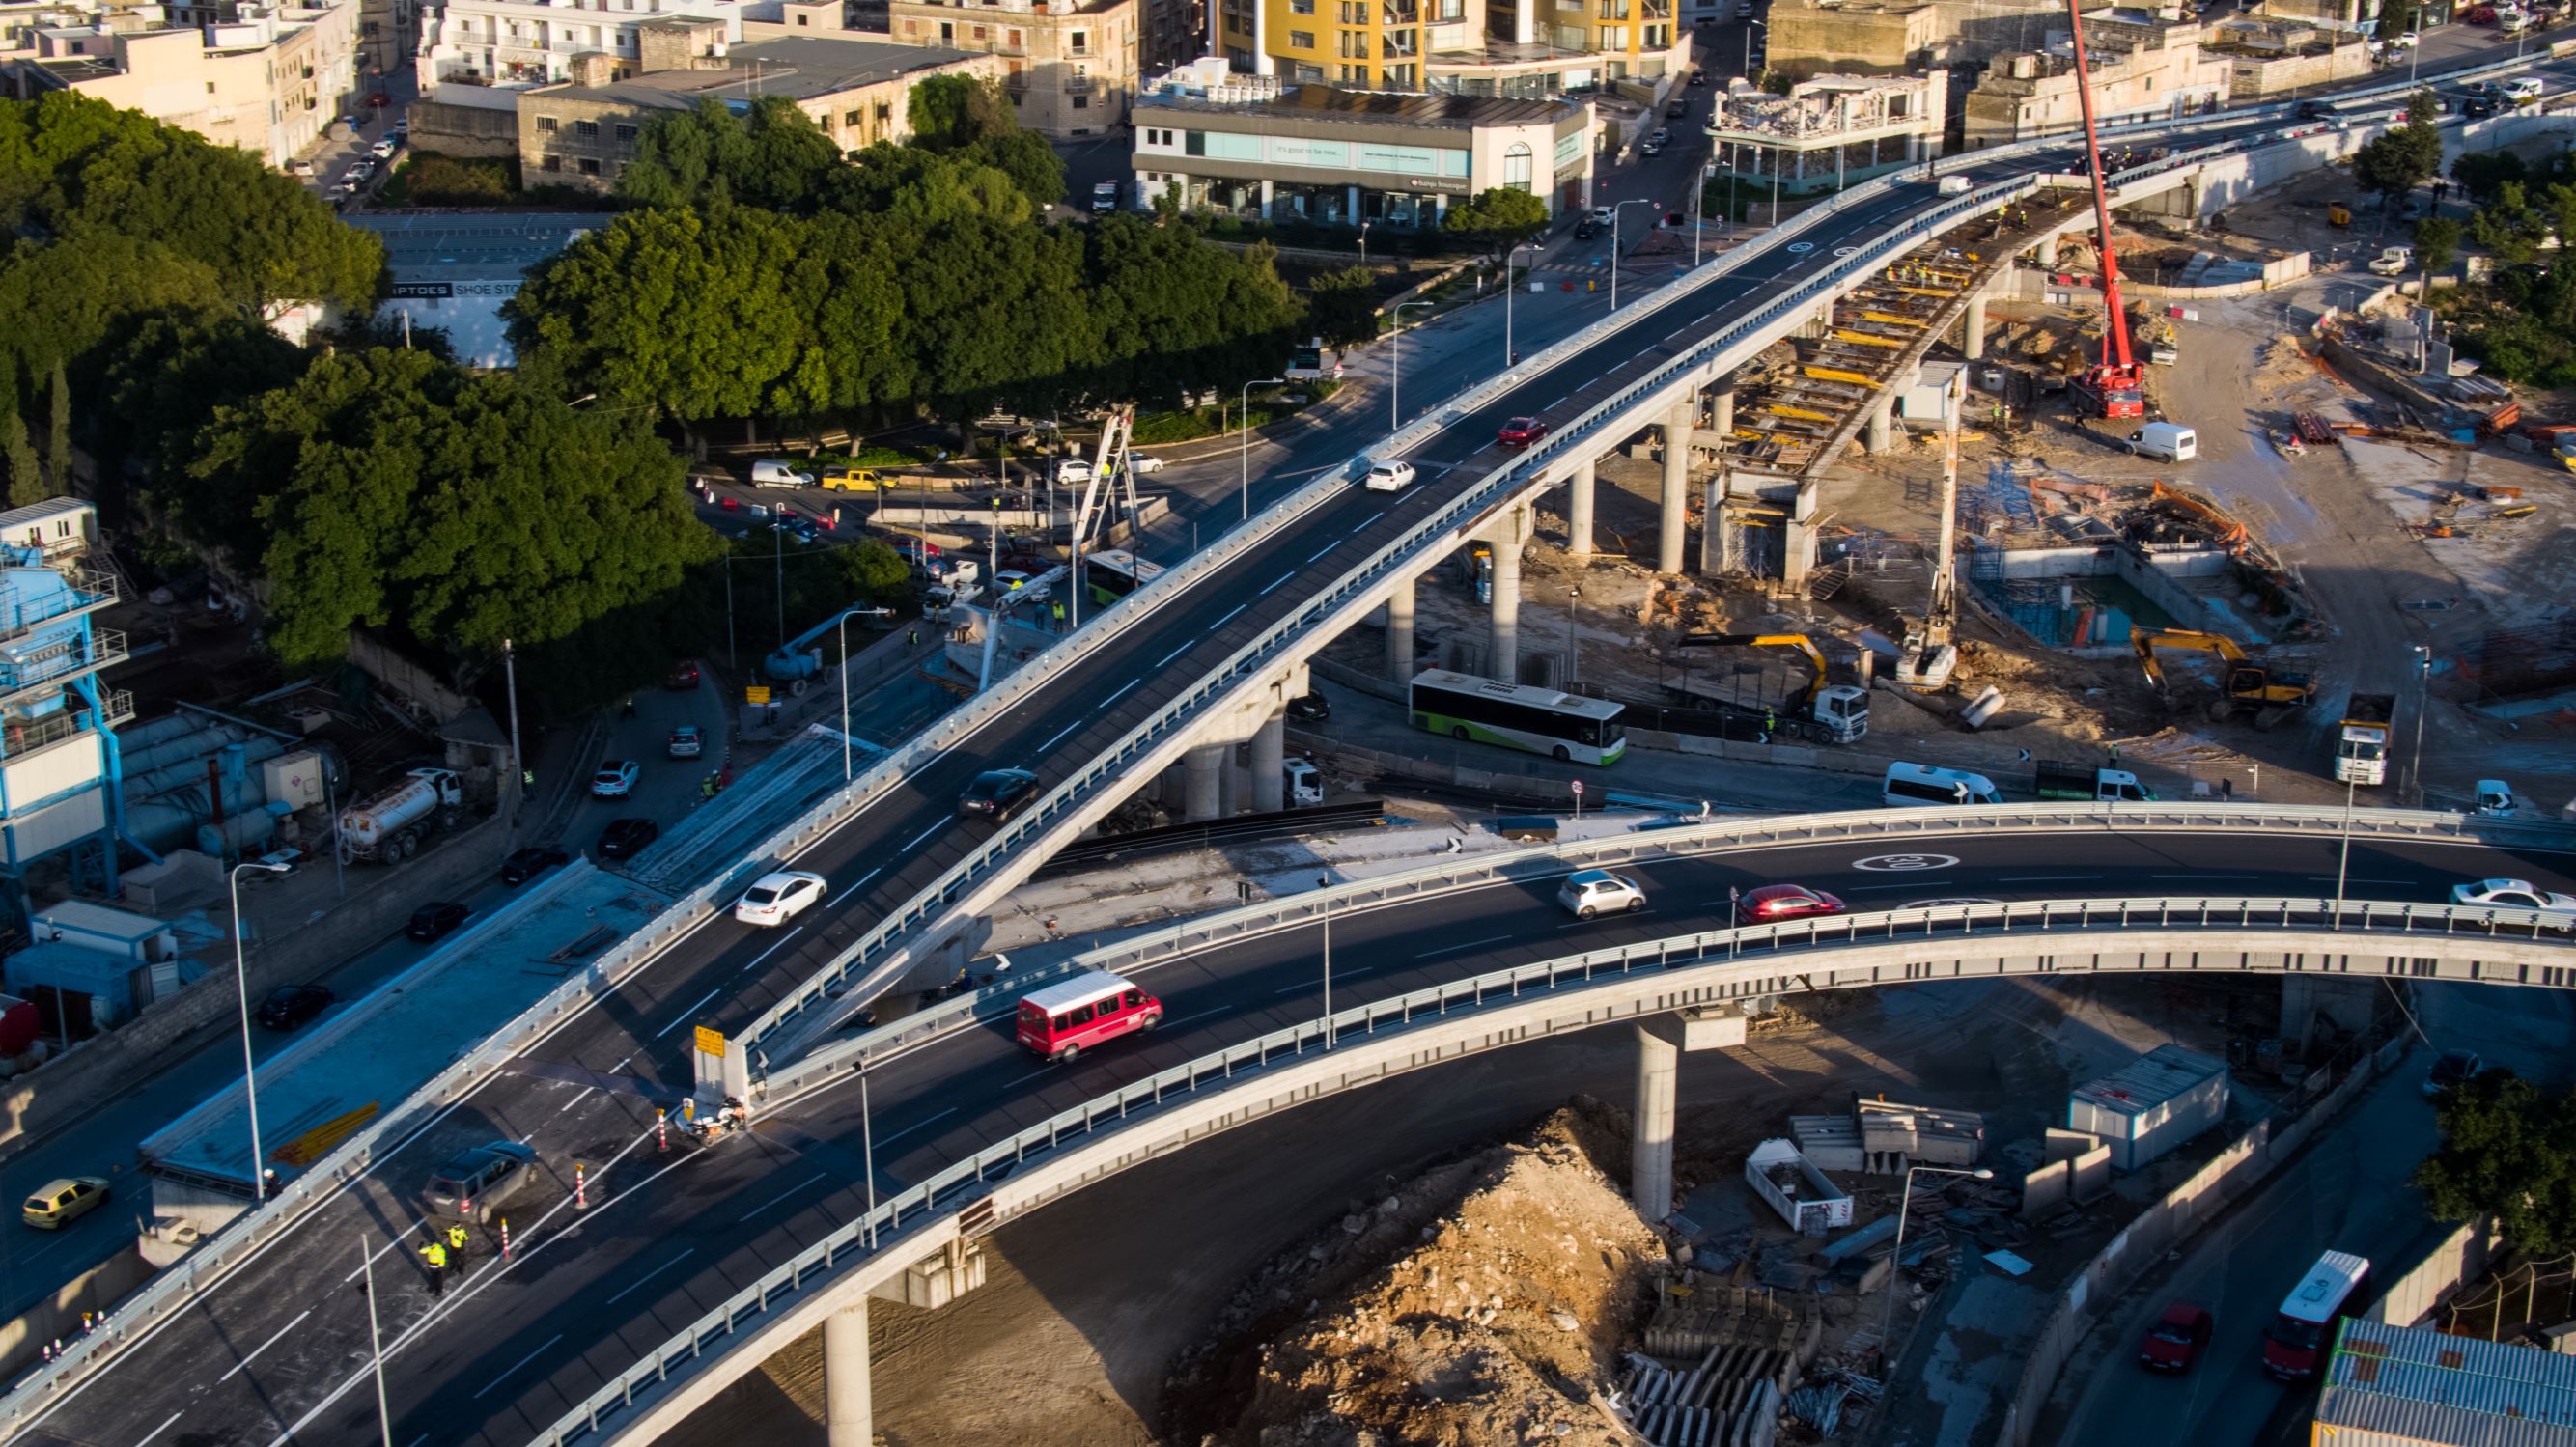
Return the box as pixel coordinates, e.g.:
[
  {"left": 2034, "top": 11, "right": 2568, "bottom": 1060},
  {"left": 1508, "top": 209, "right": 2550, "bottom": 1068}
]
[
  {"left": 1251, "top": 710, "right": 1285, "bottom": 813},
  {"left": 1631, "top": 1021, "right": 1678, "bottom": 1222},
  {"left": 1711, "top": 379, "right": 1735, "bottom": 441},
  {"left": 1659, "top": 398, "right": 1694, "bottom": 575},
  {"left": 1863, "top": 396, "right": 1895, "bottom": 454},
  {"left": 1385, "top": 573, "right": 1416, "bottom": 682},
  {"left": 1567, "top": 458, "right": 1597, "bottom": 556},
  {"left": 1961, "top": 290, "right": 1989, "bottom": 361},
  {"left": 2036, "top": 232, "right": 2061, "bottom": 267},
  {"left": 824, "top": 1298, "right": 873, "bottom": 1447},
  {"left": 1489, "top": 541, "right": 1524, "bottom": 682},
  {"left": 1185, "top": 743, "right": 1224, "bottom": 822}
]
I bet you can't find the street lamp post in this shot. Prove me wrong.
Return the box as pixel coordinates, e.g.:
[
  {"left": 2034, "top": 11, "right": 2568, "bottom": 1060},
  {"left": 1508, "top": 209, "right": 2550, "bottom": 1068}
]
[
  {"left": 1389, "top": 300, "right": 1435, "bottom": 430},
  {"left": 1566, "top": 585, "right": 1582, "bottom": 685},
  {"left": 230, "top": 858, "right": 292, "bottom": 1200},
  {"left": 1504, "top": 242, "right": 1542, "bottom": 367},
  {"left": 1316, "top": 874, "right": 1334, "bottom": 1050},
  {"left": 1742, "top": 16, "right": 1764, "bottom": 77},
  {"left": 1610, "top": 198, "right": 1658, "bottom": 312},
  {"left": 1358, "top": 219, "right": 1372, "bottom": 268},
  {"left": 860, "top": 1064, "right": 877, "bottom": 1248},
  {"left": 832, "top": 606, "right": 892, "bottom": 781},
  {"left": 2408, "top": 644, "right": 2431, "bottom": 806},
  {"left": 2333, "top": 771, "right": 2360, "bottom": 914},
  {"left": 1240, "top": 375, "right": 1285, "bottom": 521},
  {"left": 1879, "top": 1162, "right": 1994, "bottom": 1362}
]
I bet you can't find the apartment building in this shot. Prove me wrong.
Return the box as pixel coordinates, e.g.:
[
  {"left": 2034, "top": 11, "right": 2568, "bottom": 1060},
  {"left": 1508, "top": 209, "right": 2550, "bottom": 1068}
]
[
  {"left": 1962, "top": 7, "right": 2226, "bottom": 142},
  {"left": 2206, "top": 14, "right": 2367, "bottom": 96},
  {"left": 4, "top": 0, "right": 357, "bottom": 165},
  {"left": 882, "top": 0, "right": 1134, "bottom": 136},
  {"left": 517, "top": 34, "right": 994, "bottom": 188},
  {"left": 413, "top": 0, "right": 742, "bottom": 91},
  {"left": 1707, "top": 70, "right": 1944, "bottom": 195},
  {"left": 1218, "top": 0, "right": 1688, "bottom": 97}
]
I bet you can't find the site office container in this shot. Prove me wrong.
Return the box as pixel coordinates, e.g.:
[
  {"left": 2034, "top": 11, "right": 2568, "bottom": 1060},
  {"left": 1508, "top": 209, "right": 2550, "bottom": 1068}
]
[{"left": 1016, "top": 969, "right": 1162, "bottom": 1063}]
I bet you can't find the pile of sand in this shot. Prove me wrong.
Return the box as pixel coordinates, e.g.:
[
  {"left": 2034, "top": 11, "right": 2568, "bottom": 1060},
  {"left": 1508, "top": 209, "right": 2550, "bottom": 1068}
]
[{"left": 1165, "top": 1101, "right": 1667, "bottom": 1447}]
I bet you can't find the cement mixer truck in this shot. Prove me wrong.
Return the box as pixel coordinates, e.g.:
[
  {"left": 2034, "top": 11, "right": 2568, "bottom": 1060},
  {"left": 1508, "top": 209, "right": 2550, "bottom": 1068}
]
[{"left": 342, "top": 767, "right": 463, "bottom": 864}]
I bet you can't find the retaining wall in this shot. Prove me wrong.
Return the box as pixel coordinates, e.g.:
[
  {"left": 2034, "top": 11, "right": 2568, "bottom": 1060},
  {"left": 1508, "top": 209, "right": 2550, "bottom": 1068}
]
[{"left": 2368, "top": 1215, "right": 2501, "bottom": 1328}]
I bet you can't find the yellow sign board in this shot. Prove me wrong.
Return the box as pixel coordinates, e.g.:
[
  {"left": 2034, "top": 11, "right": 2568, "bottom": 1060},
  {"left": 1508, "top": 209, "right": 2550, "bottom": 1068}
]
[
  {"left": 744, "top": 685, "right": 771, "bottom": 705},
  {"left": 693, "top": 1025, "right": 726, "bottom": 1057}
]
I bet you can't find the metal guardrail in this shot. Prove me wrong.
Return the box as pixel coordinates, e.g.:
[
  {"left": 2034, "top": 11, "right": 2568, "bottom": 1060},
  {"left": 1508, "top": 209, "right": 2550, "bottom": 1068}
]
[
  {"left": 762, "top": 801, "right": 2569, "bottom": 1103},
  {"left": 533, "top": 892, "right": 2576, "bottom": 1446},
  {"left": 0, "top": 863, "right": 738, "bottom": 1430}
]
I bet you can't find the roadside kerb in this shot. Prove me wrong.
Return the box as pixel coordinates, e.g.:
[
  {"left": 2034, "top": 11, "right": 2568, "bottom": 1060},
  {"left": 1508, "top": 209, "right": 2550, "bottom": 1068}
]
[
  {"left": 532, "top": 897, "right": 2572, "bottom": 1447},
  {"left": 0, "top": 865, "right": 742, "bottom": 1428},
  {"left": 757, "top": 801, "right": 2572, "bottom": 1106}
]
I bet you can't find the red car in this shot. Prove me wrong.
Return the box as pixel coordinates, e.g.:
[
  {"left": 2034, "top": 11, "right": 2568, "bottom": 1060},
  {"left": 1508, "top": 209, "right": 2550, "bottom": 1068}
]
[
  {"left": 1735, "top": 883, "right": 1846, "bottom": 925},
  {"left": 2139, "top": 1302, "right": 2214, "bottom": 1372},
  {"left": 1498, "top": 416, "right": 1551, "bottom": 448}
]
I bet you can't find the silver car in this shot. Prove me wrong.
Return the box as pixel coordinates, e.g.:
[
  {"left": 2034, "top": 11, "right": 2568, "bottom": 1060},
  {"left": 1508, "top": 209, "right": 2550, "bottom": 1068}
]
[
  {"left": 422, "top": 1141, "right": 541, "bottom": 1224},
  {"left": 1558, "top": 869, "right": 1646, "bottom": 918}
]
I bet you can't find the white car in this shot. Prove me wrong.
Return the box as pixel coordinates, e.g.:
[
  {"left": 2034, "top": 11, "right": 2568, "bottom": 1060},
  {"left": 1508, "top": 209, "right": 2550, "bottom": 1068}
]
[
  {"left": 751, "top": 459, "right": 813, "bottom": 488},
  {"left": 370, "top": 139, "right": 397, "bottom": 158},
  {"left": 1055, "top": 459, "right": 1095, "bottom": 486},
  {"left": 2390, "top": 29, "right": 2420, "bottom": 45},
  {"left": 1557, "top": 869, "right": 1647, "bottom": 919},
  {"left": 1362, "top": 459, "right": 1417, "bottom": 492},
  {"left": 1127, "top": 453, "right": 1166, "bottom": 475},
  {"left": 734, "top": 870, "right": 827, "bottom": 926},
  {"left": 2506, "top": 78, "right": 2546, "bottom": 103},
  {"left": 2367, "top": 247, "right": 2413, "bottom": 276},
  {"left": 590, "top": 760, "right": 641, "bottom": 798},
  {"left": 2450, "top": 878, "right": 2576, "bottom": 923},
  {"left": 287, "top": 159, "right": 315, "bottom": 177}
]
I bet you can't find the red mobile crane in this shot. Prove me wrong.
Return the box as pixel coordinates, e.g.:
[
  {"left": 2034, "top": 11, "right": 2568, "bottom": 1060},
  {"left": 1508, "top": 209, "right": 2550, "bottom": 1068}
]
[{"left": 2062, "top": 0, "right": 2145, "bottom": 420}]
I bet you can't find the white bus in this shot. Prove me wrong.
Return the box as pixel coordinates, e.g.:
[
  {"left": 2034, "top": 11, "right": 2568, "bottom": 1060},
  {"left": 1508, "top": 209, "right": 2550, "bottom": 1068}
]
[
  {"left": 1080, "top": 549, "right": 1165, "bottom": 608},
  {"left": 2262, "top": 1249, "right": 2369, "bottom": 1379},
  {"left": 1409, "top": 669, "right": 1627, "bottom": 765}
]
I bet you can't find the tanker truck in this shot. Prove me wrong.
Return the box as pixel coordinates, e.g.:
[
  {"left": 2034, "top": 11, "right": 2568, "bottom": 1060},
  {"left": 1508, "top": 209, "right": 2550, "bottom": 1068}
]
[{"left": 342, "top": 767, "right": 463, "bottom": 864}]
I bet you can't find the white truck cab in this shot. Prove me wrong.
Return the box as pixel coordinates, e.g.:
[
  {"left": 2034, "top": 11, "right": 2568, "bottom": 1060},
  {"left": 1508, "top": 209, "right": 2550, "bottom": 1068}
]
[{"left": 1283, "top": 757, "right": 1323, "bottom": 808}]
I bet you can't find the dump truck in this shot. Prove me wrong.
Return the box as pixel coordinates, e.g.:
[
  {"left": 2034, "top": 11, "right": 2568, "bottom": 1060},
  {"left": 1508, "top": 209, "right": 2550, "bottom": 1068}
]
[
  {"left": 342, "top": 767, "right": 463, "bottom": 864},
  {"left": 2334, "top": 693, "right": 2394, "bottom": 786}
]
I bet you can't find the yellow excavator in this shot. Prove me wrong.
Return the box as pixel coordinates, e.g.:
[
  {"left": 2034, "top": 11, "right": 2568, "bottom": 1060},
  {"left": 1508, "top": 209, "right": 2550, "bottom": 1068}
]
[
  {"left": 1676, "top": 633, "right": 1873, "bottom": 744},
  {"left": 2130, "top": 628, "right": 2314, "bottom": 728}
]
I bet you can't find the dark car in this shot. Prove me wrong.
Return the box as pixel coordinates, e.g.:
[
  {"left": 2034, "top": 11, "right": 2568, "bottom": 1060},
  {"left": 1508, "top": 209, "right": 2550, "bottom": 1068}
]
[
  {"left": 256, "top": 984, "right": 335, "bottom": 1031},
  {"left": 1574, "top": 217, "right": 1601, "bottom": 240},
  {"left": 959, "top": 767, "right": 1040, "bottom": 822},
  {"left": 2424, "top": 1048, "right": 2485, "bottom": 1098},
  {"left": 1666, "top": 99, "right": 1688, "bottom": 118},
  {"left": 598, "top": 817, "right": 660, "bottom": 861},
  {"left": 2296, "top": 98, "right": 2333, "bottom": 120},
  {"left": 1735, "top": 883, "right": 1847, "bottom": 926},
  {"left": 2139, "top": 1302, "right": 2214, "bottom": 1372},
  {"left": 2465, "top": 95, "right": 2501, "bottom": 118},
  {"left": 422, "top": 1140, "right": 541, "bottom": 1224},
  {"left": 666, "top": 661, "right": 702, "bottom": 690},
  {"left": 500, "top": 847, "right": 570, "bottom": 885},
  {"left": 1287, "top": 691, "right": 1330, "bottom": 724},
  {"left": 1688, "top": 70, "right": 1710, "bottom": 87},
  {"left": 1498, "top": 416, "right": 1552, "bottom": 448},
  {"left": 407, "top": 900, "right": 470, "bottom": 943}
]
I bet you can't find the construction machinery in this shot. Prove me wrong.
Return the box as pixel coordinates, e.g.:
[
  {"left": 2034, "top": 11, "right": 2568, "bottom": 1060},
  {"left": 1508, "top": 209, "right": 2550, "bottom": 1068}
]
[
  {"left": 2131, "top": 628, "right": 2316, "bottom": 728},
  {"left": 1675, "top": 632, "right": 1872, "bottom": 743},
  {"left": 2333, "top": 693, "right": 2394, "bottom": 785},
  {"left": 1894, "top": 370, "right": 1964, "bottom": 689},
  {"left": 2061, "top": 0, "right": 2147, "bottom": 421}
]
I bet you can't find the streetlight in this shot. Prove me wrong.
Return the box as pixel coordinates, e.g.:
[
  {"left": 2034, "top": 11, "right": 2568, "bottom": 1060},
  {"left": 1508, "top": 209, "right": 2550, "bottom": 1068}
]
[
  {"left": 860, "top": 1062, "right": 877, "bottom": 1248},
  {"left": 1879, "top": 1162, "right": 1993, "bottom": 1360},
  {"left": 835, "top": 605, "right": 893, "bottom": 781},
  {"left": 1610, "top": 198, "right": 1658, "bottom": 312},
  {"left": 2407, "top": 645, "right": 2431, "bottom": 807},
  {"left": 1504, "top": 242, "right": 1542, "bottom": 368},
  {"left": 1693, "top": 161, "right": 1712, "bottom": 267},
  {"left": 1566, "top": 584, "right": 1582, "bottom": 685},
  {"left": 1358, "top": 219, "right": 1372, "bottom": 268},
  {"left": 230, "top": 858, "right": 292, "bottom": 1201},
  {"left": 1240, "top": 375, "right": 1285, "bottom": 521},
  {"left": 2333, "top": 770, "right": 2360, "bottom": 915},
  {"left": 1315, "top": 874, "right": 1334, "bottom": 1050},
  {"left": 1742, "top": 16, "right": 1764, "bottom": 77},
  {"left": 1390, "top": 299, "right": 1435, "bottom": 430}
]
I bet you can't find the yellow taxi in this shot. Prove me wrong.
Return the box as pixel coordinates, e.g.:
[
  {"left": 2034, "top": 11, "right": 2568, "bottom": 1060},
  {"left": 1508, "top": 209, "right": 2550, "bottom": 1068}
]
[{"left": 23, "top": 1176, "right": 110, "bottom": 1229}]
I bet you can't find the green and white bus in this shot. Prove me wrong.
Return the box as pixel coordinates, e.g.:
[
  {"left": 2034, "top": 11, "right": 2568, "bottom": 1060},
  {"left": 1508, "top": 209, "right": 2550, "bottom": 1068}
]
[
  {"left": 1409, "top": 669, "right": 1628, "bottom": 765},
  {"left": 1081, "top": 549, "right": 1165, "bottom": 608}
]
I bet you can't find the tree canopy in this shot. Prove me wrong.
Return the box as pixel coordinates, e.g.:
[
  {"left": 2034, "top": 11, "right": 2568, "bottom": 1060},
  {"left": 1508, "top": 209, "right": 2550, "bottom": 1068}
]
[
  {"left": 2353, "top": 108, "right": 2444, "bottom": 209},
  {"left": 2417, "top": 1070, "right": 2576, "bottom": 1255},
  {"left": 1442, "top": 186, "right": 1553, "bottom": 254}
]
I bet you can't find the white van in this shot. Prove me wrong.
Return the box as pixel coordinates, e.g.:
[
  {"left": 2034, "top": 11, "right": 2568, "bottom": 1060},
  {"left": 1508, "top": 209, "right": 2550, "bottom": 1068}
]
[
  {"left": 2505, "top": 77, "right": 2545, "bottom": 103},
  {"left": 2124, "top": 422, "right": 2197, "bottom": 462},
  {"left": 751, "top": 459, "right": 813, "bottom": 488},
  {"left": 1883, "top": 762, "right": 2004, "bottom": 807}
]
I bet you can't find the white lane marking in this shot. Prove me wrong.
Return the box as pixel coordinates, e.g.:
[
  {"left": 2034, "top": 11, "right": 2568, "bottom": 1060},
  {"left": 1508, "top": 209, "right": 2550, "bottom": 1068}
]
[
  {"left": 1358, "top": 511, "right": 1386, "bottom": 529},
  {"left": 1305, "top": 542, "right": 1339, "bottom": 563},
  {"left": 138, "top": 1413, "right": 182, "bottom": 1447},
  {"left": 898, "top": 821, "right": 944, "bottom": 853},
  {"left": 653, "top": 988, "right": 723, "bottom": 1038},
  {"left": 740, "top": 926, "right": 806, "bottom": 974},
  {"left": 469, "top": 1334, "right": 565, "bottom": 1401},
  {"left": 2002, "top": 875, "right": 2103, "bottom": 882},
  {"left": 1843, "top": 882, "right": 1939, "bottom": 894},
  {"left": 555, "top": 1085, "right": 596, "bottom": 1115},
  {"left": 603, "top": 1248, "right": 697, "bottom": 1306},
  {"left": 1035, "top": 717, "right": 1087, "bottom": 754},
  {"left": 1418, "top": 934, "right": 1513, "bottom": 959},
  {"left": 1099, "top": 681, "right": 1140, "bottom": 710},
  {"left": 2308, "top": 876, "right": 2415, "bottom": 885},
  {"left": 1155, "top": 641, "right": 1194, "bottom": 667},
  {"left": 1213, "top": 604, "right": 1248, "bottom": 627},
  {"left": 2156, "top": 874, "right": 2259, "bottom": 880},
  {"left": 737, "top": 1172, "right": 829, "bottom": 1224},
  {"left": 217, "top": 1309, "right": 312, "bottom": 1383},
  {"left": 1155, "top": 1007, "right": 1228, "bottom": 1031},
  {"left": 827, "top": 870, "right": 881, "bottom": 908},
  {"left": 1258, "top": 573, "right": 1295, "bottom": 595},
  {"left": 610, "top": 1054, "right": 634, "bottom": 1072},
  {"left": 873, "top": 1106, "right": 961, "bottom": 1151}
]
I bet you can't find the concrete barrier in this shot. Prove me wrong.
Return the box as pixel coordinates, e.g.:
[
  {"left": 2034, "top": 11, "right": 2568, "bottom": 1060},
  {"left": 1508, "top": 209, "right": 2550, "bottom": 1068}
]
[
  {"left": 2369, "top": 1215, "right": 2501, "bottom": 1328},
  {"left": 0, "top": 1248, "right": 153, "bottom": 1382}
]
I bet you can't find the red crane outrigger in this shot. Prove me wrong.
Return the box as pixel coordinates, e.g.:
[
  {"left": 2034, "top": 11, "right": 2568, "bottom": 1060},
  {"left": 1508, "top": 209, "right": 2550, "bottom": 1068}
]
[{"left": 2062, "top": 0, "right": 2145, "bottom": 420}]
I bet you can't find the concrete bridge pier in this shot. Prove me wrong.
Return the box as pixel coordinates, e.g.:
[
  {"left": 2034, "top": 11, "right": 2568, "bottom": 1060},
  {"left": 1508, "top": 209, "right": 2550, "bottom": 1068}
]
[
  {"left": 1862, "top": 394, "right": 1897, "bottom": 454},
  {"left": 1386, "top": 572, "right": 1416, "bottom": 682},
  {"left": 1961, "top": 289, "right": 1989, "bottom": 362},
  {"left": 1185, "top": 744, "right": 1224, "bottom": 821},
  {"left": 823, "top": 1299, "right": 872, "bottom": 1447},
  {"left": 1631, "top": 1005, "right": 1751, "bottom": 1222},
  {"left": 2035, "top": 232, "right": 2062, "bottom": 267},
  {"left": 1472, "top": 505, "right": 1533, "bottom": 682},
  {"left": 1659, "top": 397, "right": 1694, "bottom": 575},
  {"left": 1251, "top": 709, "right": 1285, "bottom": 813},
  {"left": 1710, "top": 376, "right": 1735, "bottom": 444},
  {"left": 1566, "top": 458, "right": 1597, "bottom": 556}
]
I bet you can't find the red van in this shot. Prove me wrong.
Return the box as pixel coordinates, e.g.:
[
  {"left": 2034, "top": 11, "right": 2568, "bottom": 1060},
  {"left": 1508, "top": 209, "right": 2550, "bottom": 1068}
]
[{"left": 1016, "top": 970, "right": 1162, "bottom": 1063}]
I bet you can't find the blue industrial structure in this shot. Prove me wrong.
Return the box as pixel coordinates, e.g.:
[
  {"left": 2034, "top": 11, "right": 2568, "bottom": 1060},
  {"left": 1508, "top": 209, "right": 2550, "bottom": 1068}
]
[{"left": 0, "top": 500, "right": 136, "bottom": 935}]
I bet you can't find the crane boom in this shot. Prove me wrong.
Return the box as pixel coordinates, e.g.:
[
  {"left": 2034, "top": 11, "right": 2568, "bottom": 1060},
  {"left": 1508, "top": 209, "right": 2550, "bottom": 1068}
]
[{"left": 2064, "top": 0, "right": 2144, "bottom": 419}]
